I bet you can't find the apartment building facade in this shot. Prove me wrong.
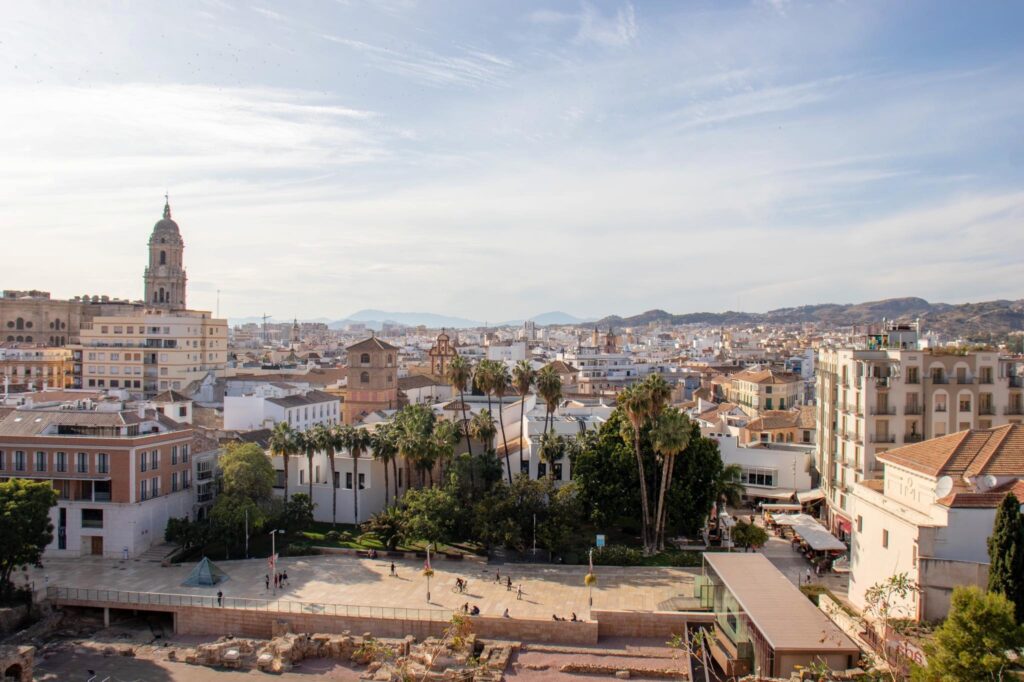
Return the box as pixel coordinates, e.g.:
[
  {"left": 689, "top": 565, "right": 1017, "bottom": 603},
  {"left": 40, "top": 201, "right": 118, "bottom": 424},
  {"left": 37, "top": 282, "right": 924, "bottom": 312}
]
[
  {"left": 0, "top": 346, "right": 73, "bottom": 392},
  {"left": 0, "top": 407, "right": 194, "bottom": 558},
  {"left": 71, "top": 310, "right": 228, "bottom": 398},
  {"left": 816, "top": 326, "right": 1023, "bottom": 536},
  {"left": 724, "top": 367, "right": 803, "bottom": 416}
]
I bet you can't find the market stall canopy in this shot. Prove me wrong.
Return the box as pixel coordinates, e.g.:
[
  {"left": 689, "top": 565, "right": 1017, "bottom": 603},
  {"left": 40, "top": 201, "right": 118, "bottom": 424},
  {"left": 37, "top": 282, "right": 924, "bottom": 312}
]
[
  {"left": 792, "top": 522, "right": 847, "bottom": 552},
  {"left": 796, "top": 488, "right": 826, "bottom": 503},
  {"left": 771, "top": 513, "right": 819, "bottom": 526}
]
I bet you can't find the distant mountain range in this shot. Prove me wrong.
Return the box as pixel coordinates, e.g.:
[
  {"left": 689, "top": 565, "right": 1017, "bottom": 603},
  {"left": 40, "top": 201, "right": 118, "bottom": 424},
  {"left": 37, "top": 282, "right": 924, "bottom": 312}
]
[
  {"left": 229, "top": 310, "right": 593, "bottom": 329},
  {"left": 593, "top": 297, "right": 1024, "bottom": 338},
  {"left": 228, "top": 298, "right": 1023, "bottom": 338}
]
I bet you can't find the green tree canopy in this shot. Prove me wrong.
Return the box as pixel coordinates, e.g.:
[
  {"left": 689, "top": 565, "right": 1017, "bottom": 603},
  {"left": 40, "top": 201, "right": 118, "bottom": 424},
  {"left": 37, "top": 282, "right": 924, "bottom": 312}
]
[
  {"left": 913, "top": 586, "right": 1024, "bottom": 682},
  {"left": 0, "top": 479, "right": 58, "bottom": 598},
  {"left": 988, "top": 492, "right": 1024, "bottom": 623},
  {"left": 401, "top": 487, "right": 459, "bottom": 546},
  {"left": 220, "top": 442, "right": 276, "bottom": 502}
]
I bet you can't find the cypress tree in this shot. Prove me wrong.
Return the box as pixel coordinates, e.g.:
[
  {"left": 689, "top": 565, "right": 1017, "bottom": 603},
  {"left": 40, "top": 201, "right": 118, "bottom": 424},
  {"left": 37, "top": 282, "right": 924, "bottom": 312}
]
[{"left": 988, "top": 492, "right": 1024, "bottom": 623}]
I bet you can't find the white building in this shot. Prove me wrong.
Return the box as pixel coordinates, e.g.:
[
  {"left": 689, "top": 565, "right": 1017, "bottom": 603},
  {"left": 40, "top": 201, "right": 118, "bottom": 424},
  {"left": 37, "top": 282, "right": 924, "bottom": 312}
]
[
  {"left": 224, "top": 387, "right": 340, "bottom": 431},
  {"left": 709, "top": 434, "right": 816, "bottom": 504},
  {"left": 848, "top": 424, "right": 1024, "bottom": 621},
  {"left": 486, "top": 342, "right": 527, "bottom": 363}
]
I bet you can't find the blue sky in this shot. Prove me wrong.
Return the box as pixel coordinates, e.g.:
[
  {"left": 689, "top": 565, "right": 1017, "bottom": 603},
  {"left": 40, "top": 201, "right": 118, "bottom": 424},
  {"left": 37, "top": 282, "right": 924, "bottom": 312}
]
[{"left": 1, "top": 1, "right": 1022, "bottom": 321}]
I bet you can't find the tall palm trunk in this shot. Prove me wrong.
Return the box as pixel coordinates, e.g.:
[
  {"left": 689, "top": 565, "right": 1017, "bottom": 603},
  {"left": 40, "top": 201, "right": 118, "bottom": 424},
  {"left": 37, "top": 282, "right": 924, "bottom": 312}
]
[
  {"left": 353, "top": 452, "right": 360, "bottom": 524},
  {"left": 392, "top": 457, "right": 399, "bottom": 501},
  {"left": 654, "top": 455, "right": 673, "bottom": 552},
  {"left": 498, "top": 395, "right": 512, "bottom": 484},
  {"left": 518, "top": 395, "right": 527, "bottom": 478},
  {"left": 328, "top": 447, "right": 338, "bottom": 528},
  {"left": 383, "top": 457, "right": 390, "bottom": 507},
  {"left": 459, "top": 390, "right": 473, "bottom": 456},
  {"left": 282, "top": 453, "right": 290, "bottom": 504},
  {"left": 657, "top": 455, "right": 678, "bottom": 550},
  {"left": 632, "top": 428, "right": 653, "bottom": 552},
  {"left": 306, "top": 447, "right": 314, "bottom": 500}
]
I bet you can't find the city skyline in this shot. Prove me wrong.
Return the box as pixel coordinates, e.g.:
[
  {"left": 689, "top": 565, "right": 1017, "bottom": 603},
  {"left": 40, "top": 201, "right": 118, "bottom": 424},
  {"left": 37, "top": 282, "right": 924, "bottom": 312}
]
[{"left": 2, "top": 1, "right": 1023, "bottom": 320}]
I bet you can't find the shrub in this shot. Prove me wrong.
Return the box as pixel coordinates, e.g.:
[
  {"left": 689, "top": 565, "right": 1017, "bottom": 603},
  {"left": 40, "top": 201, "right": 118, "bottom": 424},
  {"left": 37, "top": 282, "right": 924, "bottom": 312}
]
[
  {"left": 592, "top": 545, "right": 644, "bottom": 566},
  {"left": 324, "top": 530, "right": 341, "bottom": 543},
  {"left": 340, "top": 531, "right": 354, "bottom": 542},
  {"left": 668, "top": 550, "right": 702, "bottom": 567}
]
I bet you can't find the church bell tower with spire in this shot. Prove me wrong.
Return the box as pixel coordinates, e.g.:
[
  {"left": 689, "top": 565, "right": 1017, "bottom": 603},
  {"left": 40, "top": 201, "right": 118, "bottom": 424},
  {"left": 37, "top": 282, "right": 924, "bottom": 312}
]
[{"left": 144, "top": 195, "right": 188, "bottom": 310}]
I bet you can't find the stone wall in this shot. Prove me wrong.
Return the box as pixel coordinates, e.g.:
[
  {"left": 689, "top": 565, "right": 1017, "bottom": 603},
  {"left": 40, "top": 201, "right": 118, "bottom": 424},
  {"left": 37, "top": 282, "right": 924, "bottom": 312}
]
[
  {"left": 174, "top": 606, "right": 597, "bottom": 645},
  {"left": 591, "top": 609, "right": 711, "bottom": 639},
  {"left": 0, "top": 645, "right": 34, "bottom": 682}
]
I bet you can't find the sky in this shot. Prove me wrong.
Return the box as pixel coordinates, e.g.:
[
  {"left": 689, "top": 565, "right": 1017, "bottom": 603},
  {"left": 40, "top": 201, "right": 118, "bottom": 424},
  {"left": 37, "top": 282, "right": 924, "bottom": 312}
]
[{"left": 1, "top": 1, "right": 1023, "bottom": 322}]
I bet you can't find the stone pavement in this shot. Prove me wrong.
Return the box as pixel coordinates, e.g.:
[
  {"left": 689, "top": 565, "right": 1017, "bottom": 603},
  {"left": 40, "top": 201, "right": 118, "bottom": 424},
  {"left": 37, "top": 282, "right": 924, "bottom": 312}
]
[
  {"left": 760, "top": 533, "right": 851, "bottom": 602},
  {"left": 27, "top": 553, "right": 697, "bottom": 620}
]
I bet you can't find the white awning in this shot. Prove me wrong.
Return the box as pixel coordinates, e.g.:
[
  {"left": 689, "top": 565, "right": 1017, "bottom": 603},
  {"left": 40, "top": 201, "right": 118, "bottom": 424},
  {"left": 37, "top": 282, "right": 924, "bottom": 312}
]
[
  {"left": 796, "top": 488, "right": 826, "bottom": 503},
  {"left": 750, "top": 489, "right": 797, "bottom": 501},
  {"left": 771, "top": 513, "right": 819, "bottom": 526},
  {"left": 792, "top": 522, "right": 847, "bottom": 552}
]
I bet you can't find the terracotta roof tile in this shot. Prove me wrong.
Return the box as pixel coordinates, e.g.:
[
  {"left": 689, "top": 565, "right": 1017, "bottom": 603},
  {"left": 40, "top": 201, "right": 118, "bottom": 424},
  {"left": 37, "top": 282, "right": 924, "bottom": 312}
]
[{"left": 878, "top": 424, "right": 1024, "bottom": 478}]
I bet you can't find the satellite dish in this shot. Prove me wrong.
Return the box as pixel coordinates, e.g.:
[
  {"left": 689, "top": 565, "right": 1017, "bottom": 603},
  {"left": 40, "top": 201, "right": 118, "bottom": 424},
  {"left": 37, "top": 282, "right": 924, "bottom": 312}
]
[
  {"left": 935, "top": 476, "right": 954, "bottom": 499},
  {"left": 982, "top": 474, "right": 999, "bottom": 491}
]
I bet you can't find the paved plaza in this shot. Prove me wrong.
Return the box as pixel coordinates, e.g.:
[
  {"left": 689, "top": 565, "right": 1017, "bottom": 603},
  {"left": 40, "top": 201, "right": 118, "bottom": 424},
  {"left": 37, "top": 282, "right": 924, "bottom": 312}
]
[{"left": 27, "top": 553, "right": 697, "bottom": 620}]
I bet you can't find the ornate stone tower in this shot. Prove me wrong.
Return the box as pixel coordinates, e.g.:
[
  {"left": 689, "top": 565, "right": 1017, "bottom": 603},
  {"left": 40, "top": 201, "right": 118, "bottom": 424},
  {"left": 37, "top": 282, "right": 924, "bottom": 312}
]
[{"left": 144, "top": 195, "right": 187, "bottom": 310}]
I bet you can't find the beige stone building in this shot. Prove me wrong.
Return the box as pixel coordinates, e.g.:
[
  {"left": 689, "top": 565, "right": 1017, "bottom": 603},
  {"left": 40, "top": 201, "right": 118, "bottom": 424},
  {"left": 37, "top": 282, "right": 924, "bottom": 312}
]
[
  {"left": 816, "top": 324, "right": 1024, "bottom": 536},
  {"left": 0, "top": 290, "right": 141, "bottom": 346},
  {"left": 724, "top": 367, "right": 802, "bottom": 416},
  {"left": 0, "top": 346, "right": 73, "bottom": 392},
  {"left": 343, "top": 336, "right": 399, "bottom": 424},
  {"left": 69, "top": 198, "right": 227, "bottom": 398}
]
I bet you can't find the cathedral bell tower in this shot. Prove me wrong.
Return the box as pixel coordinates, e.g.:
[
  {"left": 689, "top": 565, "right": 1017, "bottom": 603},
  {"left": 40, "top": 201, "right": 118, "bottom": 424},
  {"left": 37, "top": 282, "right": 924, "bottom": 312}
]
[{"left": 144, "top": 195, "right": 188, "bottom": 310}]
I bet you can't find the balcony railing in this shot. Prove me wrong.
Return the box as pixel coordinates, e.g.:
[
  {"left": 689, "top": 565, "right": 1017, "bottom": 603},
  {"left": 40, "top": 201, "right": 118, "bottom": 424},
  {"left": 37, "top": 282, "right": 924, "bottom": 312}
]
[
  {"left": 870, "top": 434, "right": 896, "bottom": 444},
  {"left": 1005, "top": 406, "right": 1024, "bottom": 416},
  {"left": 47, "top": 586, "right": 453, "bottom": 622},
  {"left": 954, "top": 376, "right": 975, "bottom": 385},
  {"left": 978, "top": 406, "right": 996, "bottom": 416},
  {"left": 904, "top": 405, "right": 923, "bottom": 415},
  {"left": 934, "top": 405, "right": 948, "bottom": 412},
  {"left": 870, "top": 407, "right": 896, "bottom": 415},
  {"left": 1010, "top": 377, "right": 1023, "bottom": 388},
  {"left": 930, "top": 376, "right": 949, "bottom": 384},
  {"left": 904, "top": 434, "right": 925, "bottom": 444}
]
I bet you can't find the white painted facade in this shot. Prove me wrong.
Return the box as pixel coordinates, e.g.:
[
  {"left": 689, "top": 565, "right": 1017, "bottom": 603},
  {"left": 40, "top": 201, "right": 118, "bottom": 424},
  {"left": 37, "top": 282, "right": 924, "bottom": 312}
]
[{"left": 709, "top": 434, "right": 815, "bottom": 501}]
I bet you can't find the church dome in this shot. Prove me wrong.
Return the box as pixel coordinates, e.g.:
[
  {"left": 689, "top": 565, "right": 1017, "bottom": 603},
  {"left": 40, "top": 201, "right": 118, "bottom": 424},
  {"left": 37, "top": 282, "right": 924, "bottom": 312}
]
[{"left": 150, "top": 198, "right": 183, "bottom": 243}]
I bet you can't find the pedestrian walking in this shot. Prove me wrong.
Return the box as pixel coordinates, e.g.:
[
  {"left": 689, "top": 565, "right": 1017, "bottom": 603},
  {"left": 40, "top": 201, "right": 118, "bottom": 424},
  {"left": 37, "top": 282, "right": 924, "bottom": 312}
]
[
  {"left": 495, "top": 570, "right": 500, "bottom": 583},
  {"left": 217, "top": 591, "right": 223, "bottom": 607},
  {"left": 516, "top": 585, "right": 523, "bottom": 601},
  {"left": 390, "top": 562, "right": 396, "bottom": 577},
  {"left": 265, "top": 574, "right": 270, "bottom": 590},
  {"left": 805, "top": 568, "right": 812, "bottom": 584},
  {"left": 506, "top": 576, "right": 512, "bottom": 591},
  {"left": 283, "top": 571, "right": 289, "bottom": 586}
]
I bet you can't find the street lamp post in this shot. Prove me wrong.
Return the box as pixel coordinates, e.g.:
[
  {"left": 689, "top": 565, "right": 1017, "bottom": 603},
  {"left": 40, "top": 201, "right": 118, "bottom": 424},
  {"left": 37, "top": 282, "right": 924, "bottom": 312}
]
[{"left": 269, "top": 529, "right": 282, "bottom": 595}]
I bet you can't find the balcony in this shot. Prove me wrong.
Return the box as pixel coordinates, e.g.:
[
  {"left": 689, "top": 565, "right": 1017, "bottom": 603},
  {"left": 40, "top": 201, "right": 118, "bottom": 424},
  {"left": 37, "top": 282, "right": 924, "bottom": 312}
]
[
  {"left": 870, "top": 407, "right": 896, "bottom": 416},
  {"left": 955, "top": 376, "right": 975, "bottom": 385},
  {"left": 978, "top": 406, "right": 996, "bottom": 416},
  {"left": 930, "top": 375, "right": 949, "bottom": 385},
  {"left": 870, "top": 434, "right": 896, "bottom": 444},
  {"left": 934, "top": 405, "right": 948, "bottom": 413},
  {"left": 904, "top": 405, "right": 923, "bottom": 415},
  {"left": 904, "top": 434, "right": 925, "bottom": 444},
  {"left": 1005, "top": 406, "right": 1024, "bottom": 416},
  {"left": 1010, "top": 377, "right": 1023, "bottom": 388},
  {"left": 874, "top": 377, "right": 891, "bottom": 388}
]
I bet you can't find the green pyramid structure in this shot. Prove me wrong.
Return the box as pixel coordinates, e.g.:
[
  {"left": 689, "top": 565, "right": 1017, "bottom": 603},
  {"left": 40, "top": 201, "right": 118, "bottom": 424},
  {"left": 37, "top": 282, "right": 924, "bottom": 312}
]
[{"left": 182, "top": 556, "right": 230, "bottom": 587}]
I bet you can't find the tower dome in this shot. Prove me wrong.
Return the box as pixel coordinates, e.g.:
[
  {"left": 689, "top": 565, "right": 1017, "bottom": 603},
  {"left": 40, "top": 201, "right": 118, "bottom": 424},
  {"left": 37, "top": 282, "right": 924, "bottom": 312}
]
[
  {"left": 150, "top": 198, "right": 183, "bottom": 245},
  {"left": 144, "top": 195, "right": 188, "bottom": 309}
]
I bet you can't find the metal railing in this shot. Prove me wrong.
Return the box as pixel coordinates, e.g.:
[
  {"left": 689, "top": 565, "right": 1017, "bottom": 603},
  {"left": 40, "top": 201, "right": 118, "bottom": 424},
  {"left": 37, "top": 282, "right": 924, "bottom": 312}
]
[
  {"left": 870, "top": 407, "right": 896, "bottom": 415},
  {"left": 47, "top": 586, "right": 453, "bottom": 622},
  {"left": 903, "top": 405, "right": 923, "bottom": 415}
]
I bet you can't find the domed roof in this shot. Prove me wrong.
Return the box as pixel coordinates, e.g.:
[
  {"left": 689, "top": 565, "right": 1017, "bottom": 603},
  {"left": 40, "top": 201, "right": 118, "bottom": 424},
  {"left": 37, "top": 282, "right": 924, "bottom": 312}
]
[{"left": 151, "top": 197, "right": 183, "bottom": 242}]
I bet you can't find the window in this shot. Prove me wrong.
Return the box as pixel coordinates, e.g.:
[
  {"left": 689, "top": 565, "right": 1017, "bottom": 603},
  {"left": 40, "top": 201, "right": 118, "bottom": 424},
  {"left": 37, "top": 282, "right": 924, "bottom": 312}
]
[
  {"left": 182, "top": 444, "right": 189, "bottom": 463},
  {"left": 299, "top": 469, "right": 306, "bottom": 485},
  {"left": 140, "top": 454, "right": 148, "bottom": 472},
  {"left": 76, "top": 452, "right": 89, "bottom": 473},
  {"left": 34, "top": 451, "right": 47, "bottom": 472},
  {"left": 97, "top": 453, "right": 109, "bottom": 474},
  {"left": 152, "top": 476, "right": 160, "bottom": 497},
  {"left": 81, "top": 509, "right": 103, "bottom": 529},
  {"left": 882, "top": 529, "right": 889, "bottom": 549},
  {"left": 520, "top": 459, "right": 529, "bottom": 474},
  {"left": 151, "top": 450, "right": 159, "bottom": 469},
  {"left": 183, "top": 469, "right": 191, "bottom": 489},
  {"left": 0, "top": 450, "right": 5, "bottom": 470},
  {"left": 172, "top": 472, "right": 179, "bottom": 492},
  {"left": 358, "top": 473, "right": 366, "bottom": 490},
  {"left": 334, "top": 471, "right": 340, "bottom": 489},
  {"left": 740, "top": 466, "right": 776, "bottom": 488},
  {"left": 140, "top": 479, "right": 148, "bottom": 500},
  {"left": 179, "top": 406, "right": 187, "bottom": 417},
  {"left": 360, "top": 353, "right": 371, "bottom": 364},
  {"left": 345, "top": 472, "right": 353, "bottom": 489},
  {"left": 537, "top": 462, "right": 547, "bottom": 479},
  {"left": 360, "top": 371, "right": 370, "bottom": 383},
  {"left": 856, "top": 515, "right": 863, "bottom": 533},
  {"left": 171, "top": 446, "right": 178, "bottom": 465},
  {"left": 553, "top": 462, "right": 563, "bottom": 480},
  {"left": 959, "top": 398, "right": 971, "bottom": 412}
]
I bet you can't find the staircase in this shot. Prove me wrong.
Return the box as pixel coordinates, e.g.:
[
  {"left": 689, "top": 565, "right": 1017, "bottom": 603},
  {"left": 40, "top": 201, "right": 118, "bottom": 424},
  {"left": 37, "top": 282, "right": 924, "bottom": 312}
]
[{"left": 135, "top": 542, "right": 176, "bottom": 563}]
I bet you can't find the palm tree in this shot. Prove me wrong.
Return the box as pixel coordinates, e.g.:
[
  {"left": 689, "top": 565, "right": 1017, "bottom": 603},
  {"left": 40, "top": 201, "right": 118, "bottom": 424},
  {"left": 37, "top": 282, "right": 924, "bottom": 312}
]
[
  {"left": 295, "top": 429, "right": 317, "bottom": 500},
  {"left": 396, "top": 404, "right": 435, "bottom": 487},
  {"left": 650, "top": 408, "right": 691, "bottom": 551},
  {"left": 432, "top": 419, "right": 460, "bottom": 484},
  {"left": 269, "top": 421, "right": 297, "bottom": 504},
  {"left": 492, "top": 363, "right": 514, "bottom": 484},
  {"left": 620, "top": 383, "right": 655, "bottom": 553},
  {"left": 310, "top": 423, "right": 337, "bottom": 526},
  {"left": 536, "top": 365, "right": 563, "bottom": 435},
  {"left": 538, "top": 431, "right": 567, "bottom": 481},
  {"left": 717, "top": 463, "right": 746, "bottom": 509},
  {"left": 371, "top": 423, "right": 398, "bottom": 506},
  {"left": 470, "top": 409, "right": 497, "bottom": 454},
  {"left": 512, "top": 360, "right": 536, "bottom": 478},
  {"left": 474, "top": 359, "right": 497, "bottom": 414},
  {"left": 445, "top": 356, "right": 474, "bottom": 458},
  {"left": 345, "top": 426, "right": 373, "bottom": 524},
  {"left": 644, "top": 374, "right": 672, "bottom": 419}
]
